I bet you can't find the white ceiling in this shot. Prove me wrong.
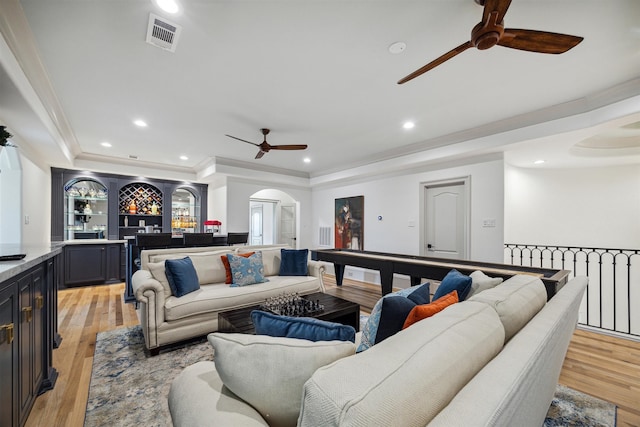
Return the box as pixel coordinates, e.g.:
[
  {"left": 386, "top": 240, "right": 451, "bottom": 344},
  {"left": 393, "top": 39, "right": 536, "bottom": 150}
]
[{"left": 1, "top": 0, "right": 639, "bottom": 183}]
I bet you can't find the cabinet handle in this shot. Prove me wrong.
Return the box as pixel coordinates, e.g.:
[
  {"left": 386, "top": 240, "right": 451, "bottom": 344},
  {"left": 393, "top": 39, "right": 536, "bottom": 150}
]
[
  {"left": 1, "top": 323, "right": 14, "bottom": 344},
  {"left": 35, "top": 295, "right": 44, "bottom": 310},
  {"left": 22, "top": 306, "right": 33, "bottom": 323}
]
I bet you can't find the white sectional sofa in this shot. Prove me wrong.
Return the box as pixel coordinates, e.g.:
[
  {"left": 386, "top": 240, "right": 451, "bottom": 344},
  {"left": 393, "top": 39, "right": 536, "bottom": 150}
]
[
  {"left": 131, "top": 244, "right": 326, "bottom": 354},
  {"left": 168, "top": 274, "right": 588, "bottom": 427}
]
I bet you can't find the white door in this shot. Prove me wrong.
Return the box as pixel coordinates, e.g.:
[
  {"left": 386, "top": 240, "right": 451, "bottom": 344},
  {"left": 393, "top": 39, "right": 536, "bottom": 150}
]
[
  {"left": 280, "top": 204, "right": 296, "bottom": 248},
  {"left": 250, "top": 205, "right": 263, "bottom": 245},
  {"left": 424, "top": 182, "right": 468, "bottom": 259}
]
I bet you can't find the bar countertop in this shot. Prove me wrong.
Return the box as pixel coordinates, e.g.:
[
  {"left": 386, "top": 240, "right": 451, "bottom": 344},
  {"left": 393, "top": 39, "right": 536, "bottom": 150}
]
[
  {"left": 0, "top": 243, "right": 63, "bottom": 283},
  {"left": 62, "top": 239, "right": 127, "bottom": 245}
]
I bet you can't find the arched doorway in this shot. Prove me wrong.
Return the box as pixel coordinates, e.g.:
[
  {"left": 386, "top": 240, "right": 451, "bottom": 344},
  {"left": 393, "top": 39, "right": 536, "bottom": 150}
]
[{"left": 249, "top": 189, "right": 299, "bottom": 248}]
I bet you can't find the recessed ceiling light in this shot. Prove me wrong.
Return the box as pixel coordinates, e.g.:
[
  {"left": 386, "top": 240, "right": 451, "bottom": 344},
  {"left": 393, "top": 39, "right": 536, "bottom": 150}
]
[
  {"left": 303, "top": 157, "right": 311, "bottom": 163},
  {"left": 101, "top": 142, "right": 112, "bottom": 147},
  {"left": 403, "top": 121, "right": 415, "bottom": 129},
  {"left": 179, "top": 155, "right": 188, "bottom": 160},
  {"left": 133, "top": 119, "right": 148, "bottom": 127},
  {"left": 534, "top": 160, "right": 545, "bottom": 165},
  {"left": 154, "top": 0, "right": 179, "bottom": 14},
  {"left": 389, "top": 41, "right": 407, "bottom": 54}
]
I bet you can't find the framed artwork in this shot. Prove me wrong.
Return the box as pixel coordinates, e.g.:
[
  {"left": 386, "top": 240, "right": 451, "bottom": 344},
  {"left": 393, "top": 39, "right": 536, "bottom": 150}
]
[{"left": 335, "top": 196, "right": 364, "bottom": 250}]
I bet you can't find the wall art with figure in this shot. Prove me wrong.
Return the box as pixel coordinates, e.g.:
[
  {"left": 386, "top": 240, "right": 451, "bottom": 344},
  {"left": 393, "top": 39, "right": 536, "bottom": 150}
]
[{"left": 335, "top": 196, "right": 364, "bottom": 250}]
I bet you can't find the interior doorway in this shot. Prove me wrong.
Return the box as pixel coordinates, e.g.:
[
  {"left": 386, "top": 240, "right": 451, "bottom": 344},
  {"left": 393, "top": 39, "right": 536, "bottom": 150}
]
[
  {"left": 250, "top": 204, "right": 264, "bottom": 245},
  {"left": 249, "top": 189, "right": 299, "bottom": 248},
  {"left": 250, "top": 200, "right": 275, "bottom": 245},
  {"left": 280, "top": 204, "right": 296, "bottom": 248},
  {"left": 420, "top": 177, "right": 470, "bottom": 260},
  {"left": 249, "top": 189, "right": 300, "bottom": 249}
]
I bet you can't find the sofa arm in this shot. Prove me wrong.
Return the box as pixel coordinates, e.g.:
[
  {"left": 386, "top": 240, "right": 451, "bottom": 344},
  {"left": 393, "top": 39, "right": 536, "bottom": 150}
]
[
  {"left": 132, "top": 270, "right": 168, "bottom": 349},
  {"left": 307, "top": 260, "right": 326, "bottom": 278},
  {"left": 308, "top": 260, "right": 327, "bottom": 292},
  {"left": 132, "top": 270, "right": 166, "bottom": 302}
]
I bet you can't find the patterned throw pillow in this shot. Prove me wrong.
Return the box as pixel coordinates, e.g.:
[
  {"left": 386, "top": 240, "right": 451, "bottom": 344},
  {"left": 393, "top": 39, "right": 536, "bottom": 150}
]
[
  {"left": 221, "top": 252, "right": 254, "bottom": 284},
  {"left": 356, "top": 282, "right": 430, "bottom": 352},
  {"left": 226, "top": 251, "right": 268, "bottom": 287}
]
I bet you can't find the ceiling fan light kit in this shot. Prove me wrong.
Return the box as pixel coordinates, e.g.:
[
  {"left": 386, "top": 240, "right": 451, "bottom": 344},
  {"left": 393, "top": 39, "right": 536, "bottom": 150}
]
[{"left": 398, "top": 0, "right": 583, "bottom": 84}]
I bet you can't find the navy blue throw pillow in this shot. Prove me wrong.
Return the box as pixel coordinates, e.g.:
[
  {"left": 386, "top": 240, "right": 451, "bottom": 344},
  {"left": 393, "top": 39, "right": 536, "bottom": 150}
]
[
  {"left": 375, "top": 296, "right": 419, "bottom": 344},
  {"left": 279, "top": 248, "right": 309, "bottom": 276},
  {"left": 165, "top": 257, "right": 200, "bottom": 297},
  {"left": 432, "top": 269, "right": 472, "bottom": 302},
  {"left": 251, "top": 310, "right": 356, "bottom": 343},
  {"left": 406, "top": 282, "right": 431, "bottom": 305}
]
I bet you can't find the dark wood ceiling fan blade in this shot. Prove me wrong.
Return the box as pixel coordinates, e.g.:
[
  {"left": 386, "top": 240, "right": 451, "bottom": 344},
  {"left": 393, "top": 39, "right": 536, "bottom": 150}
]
[
  {"left": 269, "top": 144, "right": 308, "bottom": 150},
  {"left": 398, "top": 41, "right": 474, "bottom": 84},
  {"left": 255, "top": 150, "right": 266, "bottom": 159},
  {"left": 483, "top": 0, "right": 512, "bottom": 25},
  {"left": 499, "top": 29, "right": 584, "bottom": 54},
  {"left": 225, "top": 134, "right": 260, "bottom": 147}
]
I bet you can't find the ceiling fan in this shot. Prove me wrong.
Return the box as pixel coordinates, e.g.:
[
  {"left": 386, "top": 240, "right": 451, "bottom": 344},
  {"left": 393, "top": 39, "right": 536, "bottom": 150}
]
[
  {"left": 398, "top": 0, "right": 583, "bottom": 84},
  {"left": 225, "top": 128, "right": 308, "bottom": 159}
]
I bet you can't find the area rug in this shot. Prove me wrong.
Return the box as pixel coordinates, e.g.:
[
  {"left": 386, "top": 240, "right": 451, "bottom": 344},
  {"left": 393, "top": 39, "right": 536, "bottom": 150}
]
[
  {"left": 85, "top": 326, "right": 212, "bottom": 427},
  {"left": 85, "top": 325, "right": 617, "bottom": 427},
  {"left": 544, "top": 385, "right": 617, "bottom": 427}
]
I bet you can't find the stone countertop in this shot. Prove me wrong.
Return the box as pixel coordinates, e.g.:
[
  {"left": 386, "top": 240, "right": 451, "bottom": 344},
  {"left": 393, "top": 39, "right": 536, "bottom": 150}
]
[{"left": 0, "top": 244, "right": 63, "bottom": 283}]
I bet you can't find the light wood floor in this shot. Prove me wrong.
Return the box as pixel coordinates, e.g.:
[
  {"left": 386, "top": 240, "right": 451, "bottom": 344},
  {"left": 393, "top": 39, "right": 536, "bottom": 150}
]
[
  {"left": 26, "top": 278, "right": 640, "bottom": 426},
  {"left": 26, "top": 283, "right": 138, "bottom": 427}
]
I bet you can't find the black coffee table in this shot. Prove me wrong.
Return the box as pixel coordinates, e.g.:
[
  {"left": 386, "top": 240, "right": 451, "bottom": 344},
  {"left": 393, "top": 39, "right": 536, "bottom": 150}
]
[{"left": 218, "top": 292, "right": 360, "bottom": 334}]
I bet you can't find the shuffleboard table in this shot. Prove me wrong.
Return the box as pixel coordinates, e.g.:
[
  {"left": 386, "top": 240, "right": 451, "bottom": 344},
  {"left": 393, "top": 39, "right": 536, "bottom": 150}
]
[{"left": 311, "top": 249, "right": 570, "bottom": 300}]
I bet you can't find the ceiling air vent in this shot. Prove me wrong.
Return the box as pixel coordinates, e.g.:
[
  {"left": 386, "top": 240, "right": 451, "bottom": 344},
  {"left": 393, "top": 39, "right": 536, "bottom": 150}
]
[{"left": 146, "top": 13, "right": 182, "bottom": 52}]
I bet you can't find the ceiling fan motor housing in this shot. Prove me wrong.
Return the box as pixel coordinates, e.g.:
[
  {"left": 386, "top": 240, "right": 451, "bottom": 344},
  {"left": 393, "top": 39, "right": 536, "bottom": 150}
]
[{"left": 471, "top": 12, "right": 505, "bottom": 50}]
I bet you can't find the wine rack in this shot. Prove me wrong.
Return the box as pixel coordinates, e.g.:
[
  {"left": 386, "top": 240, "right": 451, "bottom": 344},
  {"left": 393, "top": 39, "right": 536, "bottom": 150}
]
[{"left": 119, "top": 183, "right": 162, "bottom": 215}]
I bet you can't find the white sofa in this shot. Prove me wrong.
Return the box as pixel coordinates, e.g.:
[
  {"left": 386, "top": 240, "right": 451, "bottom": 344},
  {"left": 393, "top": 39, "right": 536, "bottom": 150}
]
[
  {"left": 168, "top": 274, "right": 588, "bottom": 427},
  {"left": 131, "top": 244, "right": 326, "bottom": 353}
]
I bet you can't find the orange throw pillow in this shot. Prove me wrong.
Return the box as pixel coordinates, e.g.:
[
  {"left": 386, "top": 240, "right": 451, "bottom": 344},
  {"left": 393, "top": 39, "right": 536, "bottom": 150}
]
[
  {"left": 221, "top": 252, "right": 255, "bottom": 284},
  {"left": 402, "top": 290, "right": 459, "bottom": 329}
]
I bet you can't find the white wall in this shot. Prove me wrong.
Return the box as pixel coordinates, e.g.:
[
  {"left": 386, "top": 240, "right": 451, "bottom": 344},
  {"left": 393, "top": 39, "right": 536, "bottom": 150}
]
[
  {"left": 21, "top": 153, "right": 50, "bottom": 245},
  {"left": 207, "top": 176, "right": 228, "bottom": 234},
  {"left": 504, "top": 164, "right": 640, "bottom": 248},
  {"left": 0, "top": 146, "right": 22, "bottom": 244},
  {"left": 311, "top": 158, "right": 505, "bottom": 284},
  {"left": 0, "top": 148, "right": 50, "bottom": 246}
]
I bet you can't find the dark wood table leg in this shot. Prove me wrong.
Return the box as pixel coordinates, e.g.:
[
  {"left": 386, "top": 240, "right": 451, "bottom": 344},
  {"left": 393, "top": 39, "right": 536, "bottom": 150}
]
[
  {"left": 380, "top": 262, "right": 394, "bottom": 295},
  {"left": 410, "top": 276, "right": 422, "bottom": 287},
  {"left": 334, "top": 263, "right": 345, "bottom": 287}
]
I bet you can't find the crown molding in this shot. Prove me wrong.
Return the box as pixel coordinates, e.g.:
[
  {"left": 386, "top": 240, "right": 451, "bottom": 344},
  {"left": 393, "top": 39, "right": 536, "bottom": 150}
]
[{"left": 0, "top": 0, "right": 79, "bottom": 161}]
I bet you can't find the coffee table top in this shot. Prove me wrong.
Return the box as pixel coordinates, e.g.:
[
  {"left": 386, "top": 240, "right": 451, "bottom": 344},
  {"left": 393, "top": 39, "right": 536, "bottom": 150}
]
[{"left": 218, "top": 292, "right": 360, "bottom": 334}]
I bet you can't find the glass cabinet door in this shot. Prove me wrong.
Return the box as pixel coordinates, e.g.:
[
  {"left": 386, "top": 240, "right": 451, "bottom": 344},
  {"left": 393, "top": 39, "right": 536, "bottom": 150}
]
[
  {"left": 171, "top": 188, "right": 200, "bottom": 236},
  {"left": 64, "top": 179, "right": 108, "bottom": 240}
]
